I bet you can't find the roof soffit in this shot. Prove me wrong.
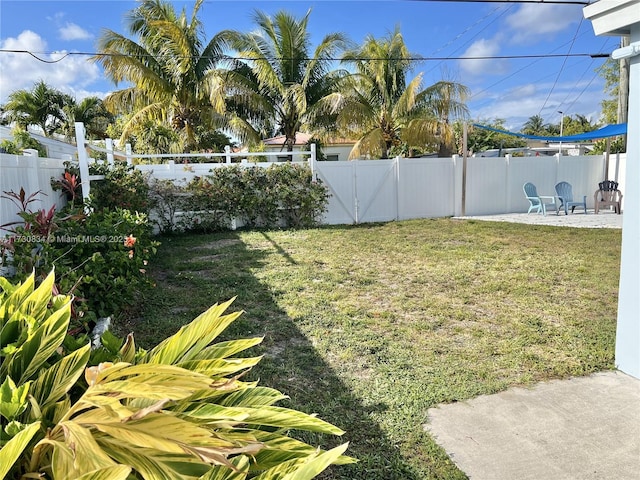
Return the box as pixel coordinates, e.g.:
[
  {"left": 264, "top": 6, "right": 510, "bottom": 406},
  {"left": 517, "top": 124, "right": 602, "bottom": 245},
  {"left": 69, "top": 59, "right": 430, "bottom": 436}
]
[{"left": 583, "top": 0, "right": 640, "bottom": 36}]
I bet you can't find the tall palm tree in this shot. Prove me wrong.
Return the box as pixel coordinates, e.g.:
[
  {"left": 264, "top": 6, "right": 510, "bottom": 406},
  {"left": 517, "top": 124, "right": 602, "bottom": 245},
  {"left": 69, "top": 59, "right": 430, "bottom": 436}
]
[
  {"left": 3, "top": 80, "right": 69, "bottom": 136},
  {"left": 317, "top": 29, "right": 469, "bottom": 159},
  {"left": 223, "top": 9, "right": 349, "bottom": 151},
  {"left": 92, "top": 0, "right": 228, "bottom": 151}
]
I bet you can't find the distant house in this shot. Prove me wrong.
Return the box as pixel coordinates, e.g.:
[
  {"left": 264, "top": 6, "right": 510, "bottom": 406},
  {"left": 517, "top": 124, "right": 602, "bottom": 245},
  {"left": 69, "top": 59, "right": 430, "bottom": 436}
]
[{"left": 262, "top": 132, "right": 356, "bottom": 161}]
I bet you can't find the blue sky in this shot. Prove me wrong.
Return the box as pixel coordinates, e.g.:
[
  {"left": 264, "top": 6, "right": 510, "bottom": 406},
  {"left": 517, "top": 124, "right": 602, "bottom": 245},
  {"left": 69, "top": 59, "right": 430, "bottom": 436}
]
[{"left": 0, "top": 0, "right": 621, "bottom": 131}]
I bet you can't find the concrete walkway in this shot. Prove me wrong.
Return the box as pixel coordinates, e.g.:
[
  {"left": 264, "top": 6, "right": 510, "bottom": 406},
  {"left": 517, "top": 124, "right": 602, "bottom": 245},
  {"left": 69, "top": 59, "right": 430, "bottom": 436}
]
[
  {"left": 424, "top": 371, "right": 640, "bottom": 479},
  {"left": 456, "top": 210, "right": 622, "bottom": 229}
]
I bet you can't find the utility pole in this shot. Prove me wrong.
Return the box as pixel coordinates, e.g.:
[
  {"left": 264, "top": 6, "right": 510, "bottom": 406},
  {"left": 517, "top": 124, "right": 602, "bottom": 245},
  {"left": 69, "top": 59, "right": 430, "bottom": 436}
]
[
  {"left": 618, "top": 36, "right": 630, "bottom": 124},
  {"left": 618, "top": 37, "right": 630, "bottom": 151}
]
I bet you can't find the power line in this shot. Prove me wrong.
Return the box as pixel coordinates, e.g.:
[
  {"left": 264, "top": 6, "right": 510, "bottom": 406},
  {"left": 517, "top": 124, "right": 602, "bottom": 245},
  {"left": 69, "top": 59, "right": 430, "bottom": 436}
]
[
  {"left": 560, "top": 37, "right": 614, "bottom": 111},
  {"left": 427, "top": 4, "right": 506, "bottom": 56},
  {"left": 0, "top": 49, "right": 611, "bottom": 62},
  {"left": 537, "top": 15, "right": 585, "bottom": 116},
  {"left": 425, "top": 3, "right": 516, "bottom": 76}
]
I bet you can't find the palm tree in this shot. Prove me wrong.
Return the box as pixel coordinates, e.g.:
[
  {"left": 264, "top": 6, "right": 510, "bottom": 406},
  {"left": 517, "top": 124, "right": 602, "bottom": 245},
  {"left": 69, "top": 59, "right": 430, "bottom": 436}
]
[
  {"left": 572, "top": 114, "right": 598, "bottom": 133},
  {"left": 92, "top": 0, "right": 228, "bottom": 151},
  {"left": 60, "top": 96, "right": 114, "bottom": 140},
  {"left": 223, "top": 9, "right": 349, "bottom": 151},
  {"left": 521, "top": 115, "right": 546, "bottom": 136},
  {"left": 318, "top": 29, "right": 469, "bottom": 159},
  {"left": 2, "top": 80, "right": 69, "bottom": 136}
]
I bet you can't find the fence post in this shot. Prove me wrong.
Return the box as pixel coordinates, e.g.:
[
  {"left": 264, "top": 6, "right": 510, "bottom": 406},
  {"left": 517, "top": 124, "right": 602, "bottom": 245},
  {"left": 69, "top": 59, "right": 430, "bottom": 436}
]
[
  {"left": 504, "top": 154, "right": 511, "bottom": 213},
  {"left": 125, "top": 144, "right": 133, "bottom": 166},
  {"left": 353, "top": 161, "right": 359, "bottom": 224},
  {"left": 74, "top": 122, "right": 91, "bottom": 202},
  {"left": 395, "top": 156, "right": 400, "bottom": 221},
  {"left": 225, "top": 145, "right": 231, "bottom": 164},
  {"left": 309, "top": 143, "right": 317, "bottom": 179},
  {"left": 106, "top": 138, "right": 114, "bottom": 165},
  {"left": 604, "top": 139, "right": 611, "bottom": 180},
  {"left": 461, "top": 122, "right": 468, "bottom": 216}
]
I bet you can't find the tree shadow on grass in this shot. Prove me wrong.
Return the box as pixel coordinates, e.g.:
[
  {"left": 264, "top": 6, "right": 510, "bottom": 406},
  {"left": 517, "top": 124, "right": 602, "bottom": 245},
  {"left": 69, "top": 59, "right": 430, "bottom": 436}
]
[{"left": 131, "top": 231, "right": 463, "bottom": 480}]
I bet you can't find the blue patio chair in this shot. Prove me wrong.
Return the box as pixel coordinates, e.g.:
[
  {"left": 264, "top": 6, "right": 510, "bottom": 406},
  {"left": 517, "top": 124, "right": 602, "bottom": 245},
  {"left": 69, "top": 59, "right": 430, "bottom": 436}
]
[
  {"left": 555, "top": 181, "right": 587, "bottom": 215},
  {"left": 523, "top": 182, "right": 558, "bottom": 215}
]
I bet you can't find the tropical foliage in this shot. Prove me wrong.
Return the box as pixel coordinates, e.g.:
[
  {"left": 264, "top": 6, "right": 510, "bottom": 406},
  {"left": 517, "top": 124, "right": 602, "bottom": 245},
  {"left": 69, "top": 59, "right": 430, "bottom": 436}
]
[
  {"left": 520, "top": 114, "right": 547, "bottom": 136},
  {"left": 223, "top": 9, "right": 349, "bottom": 150},
  {"left": 318, "top": 29, "right": 469, "bottom": 159},
  {"left": 2, "top": 162, "right": 157, "bottom": 325},
  {"left": 1, "top": 81, "right": 111, "bottom": 141},
  {"left": 598, "top": 57, "right": 620, "bottom": 125},
  {"left": 2, "top": 81, "right": 69, "bottom": 137},
  {"left": 2, "top": 80, "right": 113, "bottom": 140},
  {"left": 0, "top": 271, "right": 353, "bottom": 479},
  {"left": 93, "top": 0, "right": 229, "bottom": 152},
  {"left": 59, "top": 96, "right": 114, "bottom": 140},
  {"left": 151, "top": 163, "right": 329, "bottom": 233},
  {"left": 458, "top": 118, "right": 526, "bottom": 154},
  {"left": 560, "top": 114, "right": 599, "bottom": 136},
  {"left": 0, "top": 128, "right": 47, "bottom": 157}
]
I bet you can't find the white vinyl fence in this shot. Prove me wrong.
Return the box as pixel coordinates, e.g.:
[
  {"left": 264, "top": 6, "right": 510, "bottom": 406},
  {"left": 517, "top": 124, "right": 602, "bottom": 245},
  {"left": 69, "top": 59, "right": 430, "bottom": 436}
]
[
  {"left": 0, "top": 153, "right": 68, "bottom": 230},
  {"left": 0, "top": 140, "right": 627, "bottom": 231},
  {"left": 311, "top": 152, "right": 625, "bottom": 223}
]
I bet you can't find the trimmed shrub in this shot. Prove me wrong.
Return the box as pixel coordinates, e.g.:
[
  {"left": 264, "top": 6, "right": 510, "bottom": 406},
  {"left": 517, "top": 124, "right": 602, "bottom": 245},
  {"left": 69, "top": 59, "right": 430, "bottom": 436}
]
[{"left": 158, "top": 164, "right": 329, "bottom": 233}]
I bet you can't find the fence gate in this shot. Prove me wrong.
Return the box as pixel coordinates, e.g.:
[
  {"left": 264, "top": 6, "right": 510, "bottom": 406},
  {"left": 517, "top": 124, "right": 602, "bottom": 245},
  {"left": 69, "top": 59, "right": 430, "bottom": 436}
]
[{"left": 311, "top": 158, "right": 400, "bottom": 225}]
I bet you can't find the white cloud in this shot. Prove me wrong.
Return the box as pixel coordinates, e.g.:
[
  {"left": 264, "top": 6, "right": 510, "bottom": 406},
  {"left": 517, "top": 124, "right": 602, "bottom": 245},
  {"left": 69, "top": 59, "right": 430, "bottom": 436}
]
[
  {"left": 505, "top": 5, "right": 583, "bottom": 45},
  {"left": 0, "top": 30, "right": 103, "bottom": 103},
  {"left": 59, "top": 23, "right": 93, "bottom": 41},
  {"left": 470, "top": 79, "right": 605, "bottom": 130},
  {"left": 459, "top": 38, "right": 509, "bottom": 76}
]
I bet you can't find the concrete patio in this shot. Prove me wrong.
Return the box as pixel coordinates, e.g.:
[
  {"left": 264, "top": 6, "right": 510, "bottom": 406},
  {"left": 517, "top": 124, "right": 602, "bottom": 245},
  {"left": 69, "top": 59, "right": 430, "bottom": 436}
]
[
  {"left": 424, "top": 371, "right": 640, "bottom": 479},
  {"left": 456, "top": 209, "right": 623, "bottom": 229}
]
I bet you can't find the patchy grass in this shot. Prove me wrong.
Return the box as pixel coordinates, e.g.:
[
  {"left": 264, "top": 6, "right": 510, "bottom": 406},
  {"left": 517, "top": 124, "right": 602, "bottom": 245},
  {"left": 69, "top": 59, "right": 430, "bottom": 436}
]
[{"left": 126, "top": 218, "right": 621, "bottom": 479}]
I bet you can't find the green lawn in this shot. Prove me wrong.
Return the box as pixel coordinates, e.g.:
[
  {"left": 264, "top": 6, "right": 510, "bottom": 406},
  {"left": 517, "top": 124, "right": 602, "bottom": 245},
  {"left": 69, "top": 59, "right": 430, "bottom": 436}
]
[{"left": 126, "top": 218, "right": 621, "bottom": 479}]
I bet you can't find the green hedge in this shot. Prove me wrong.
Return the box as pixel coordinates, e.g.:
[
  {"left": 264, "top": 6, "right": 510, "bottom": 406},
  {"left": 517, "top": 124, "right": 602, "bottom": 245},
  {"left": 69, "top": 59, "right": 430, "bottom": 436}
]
[{"left": 150, "top": 163, "right": 330, "bottom": 233}]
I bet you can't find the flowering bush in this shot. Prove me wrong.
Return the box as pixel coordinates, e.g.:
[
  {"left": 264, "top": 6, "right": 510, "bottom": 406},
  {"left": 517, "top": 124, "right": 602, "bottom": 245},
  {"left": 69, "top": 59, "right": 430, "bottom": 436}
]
[
  {"left": 1, "top": 187, "right": 158, "bottom": 329},
  {"left": 58, "top": 161, "right": 150, "bottom": 214}
]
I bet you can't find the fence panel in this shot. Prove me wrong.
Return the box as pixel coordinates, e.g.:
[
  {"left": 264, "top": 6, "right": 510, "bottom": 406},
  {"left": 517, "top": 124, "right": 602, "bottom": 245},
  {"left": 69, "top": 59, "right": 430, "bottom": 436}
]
[
  {"left": 464, "top": 157, "right": 508, "bottom": 216},
  {"left": 398, "top": 158, "right": 456, "bottom": 219},
  {"left": 313, "top": 161, "right": 357, "bottom": 224},
  {"left": 0, "top": 154, "right": 67, "bottom": 229},
  {"left": 353, "top": 160, "right": 398, "bottom": 223}
]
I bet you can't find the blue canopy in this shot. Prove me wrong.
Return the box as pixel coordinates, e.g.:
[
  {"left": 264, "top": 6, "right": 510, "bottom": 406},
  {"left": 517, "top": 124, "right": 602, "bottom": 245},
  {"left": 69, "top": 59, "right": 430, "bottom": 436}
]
[{"left": 472, "top": 123, "right": 627, "bottom": 142}]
